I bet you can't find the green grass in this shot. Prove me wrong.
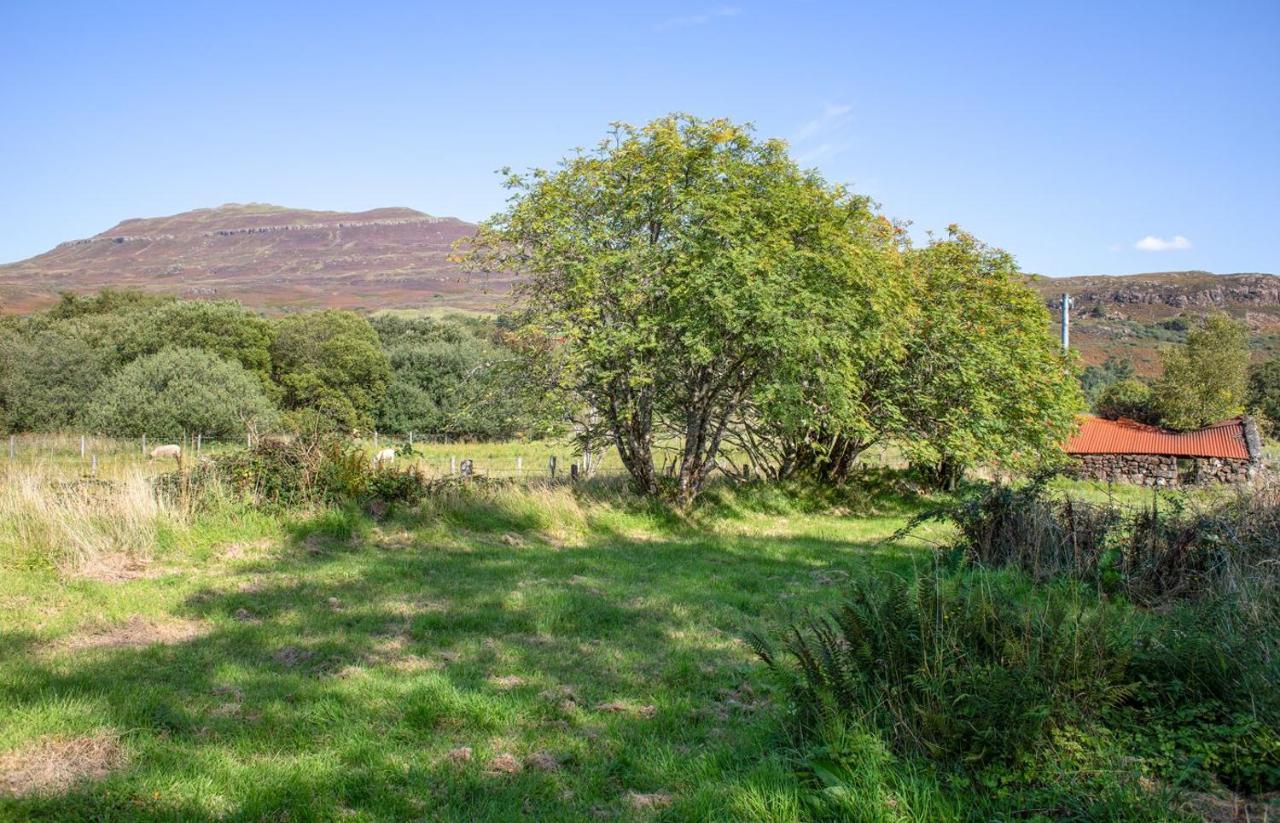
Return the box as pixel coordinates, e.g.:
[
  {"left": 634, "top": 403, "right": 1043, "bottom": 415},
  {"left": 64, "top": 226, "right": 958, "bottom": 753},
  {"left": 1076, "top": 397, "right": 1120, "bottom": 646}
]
[{"left": 0, "top": 480, "right": 949, "bottom": 820}]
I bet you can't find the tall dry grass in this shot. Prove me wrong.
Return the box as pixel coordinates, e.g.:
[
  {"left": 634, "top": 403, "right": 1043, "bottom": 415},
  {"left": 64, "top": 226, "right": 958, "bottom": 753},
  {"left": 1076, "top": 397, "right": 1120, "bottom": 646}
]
[{"left": 0, "top": 462, "right": 180, "bottom": 574}]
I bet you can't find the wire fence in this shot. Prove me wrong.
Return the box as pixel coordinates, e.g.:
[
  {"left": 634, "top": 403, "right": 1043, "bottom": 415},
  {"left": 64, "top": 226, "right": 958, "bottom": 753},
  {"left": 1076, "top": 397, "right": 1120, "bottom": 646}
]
[{"left": 0, "top": 431, "right": 628, "bottom": 482}]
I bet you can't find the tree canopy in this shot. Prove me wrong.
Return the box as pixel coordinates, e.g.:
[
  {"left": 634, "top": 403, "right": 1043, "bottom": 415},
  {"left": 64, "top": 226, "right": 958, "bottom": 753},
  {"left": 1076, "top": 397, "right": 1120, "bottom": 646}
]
[
  {"left": 83, "top": 348, "right": 276, "bottom": 438},
  {"left": 1153, "top": 314, "right": 1250, "bottom": 430},
  {"left": 466, "top": 114, "right": 907, "bottom": 501},
  {"left": 893, "top": 228, "right": 1083, "bottom": 486},
  {"left": 270, "top": 311, "right": 390, "bottom": 431}
]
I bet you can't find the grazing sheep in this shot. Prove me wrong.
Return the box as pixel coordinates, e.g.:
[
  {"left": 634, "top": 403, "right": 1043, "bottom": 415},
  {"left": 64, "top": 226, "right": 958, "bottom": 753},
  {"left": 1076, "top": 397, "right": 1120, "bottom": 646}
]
[
  {"left": 149, "top": 444, "right": 182, "bottom": 464},
  {"left": 373, "top": 447, "right": 396, "bottom": 466}
]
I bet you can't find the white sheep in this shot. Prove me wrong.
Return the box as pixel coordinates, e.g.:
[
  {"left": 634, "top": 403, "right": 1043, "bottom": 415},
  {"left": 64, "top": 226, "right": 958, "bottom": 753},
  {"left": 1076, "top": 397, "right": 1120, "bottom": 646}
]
[
  {"left": 149, "top": 444, "right": 182, "bottom": 464},
  {"left": 373, "top": 447, "right": 396, "bottom": 466}
]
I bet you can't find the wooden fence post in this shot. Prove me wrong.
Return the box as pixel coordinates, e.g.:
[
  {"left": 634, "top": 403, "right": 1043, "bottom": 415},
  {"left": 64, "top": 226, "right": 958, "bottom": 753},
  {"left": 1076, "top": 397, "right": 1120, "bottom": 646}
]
[
  {"left": 516, "top": 456, "right": 523, "bottom": 476},
  {"left": 142, "top": 434, "right": 147, "bottom": 455},
  {"left": 450, "top": 455, "right": 456, "bottom": 474},
  {"left": 91, "top": 454, "right": 98, "bottom": 475},
  {"left": 548, "top": 456, "right": 557, "bottom": 479},
  {"left": 80, "top": 435, "right": 86, "bottom": 460},
  {"left": 8, "top": 435, "right": 14, "bottom": 460},
  {"left": 196, "top": 434, "right": 202, "bottom": 455}
]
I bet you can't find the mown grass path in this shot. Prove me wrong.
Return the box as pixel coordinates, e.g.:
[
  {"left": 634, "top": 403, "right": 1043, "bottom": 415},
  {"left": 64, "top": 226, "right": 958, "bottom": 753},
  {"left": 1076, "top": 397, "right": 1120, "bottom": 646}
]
[{"left": 0, "top": 487, "right": 943, "bottom": 821}]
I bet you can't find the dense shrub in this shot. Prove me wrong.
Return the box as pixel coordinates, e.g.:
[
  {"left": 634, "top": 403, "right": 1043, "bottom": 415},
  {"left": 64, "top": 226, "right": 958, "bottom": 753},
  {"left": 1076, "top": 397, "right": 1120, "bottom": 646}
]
[
  {"left": 215, "top": 434, "right": 426, "bottom": 512},
  {"left": 906, "top": 479, "right": 1280, "bottom": 607},
  {"left": 753, "top": 564, "right": 1280, "bottom": 802},
  {"left": 83, "top": 348, "right": 277, "bottom": 438},
  {"left": 373, "top": 315, "right": 550, "bottom": 439},
  {"left": 113, "top": 300, "right": 276, "bottom": 391},
  {"left": 750, "top": 571, "right": 1133, "bottom": 766},
  {"left": 270, "top": 311, "right": 390, "bottom": 431},
  {"left": 1095, "top": 377, "right": 1156, "bottom": 422},
  {"left": 0, "top": 327, "right": 108, "bottom": 432}
]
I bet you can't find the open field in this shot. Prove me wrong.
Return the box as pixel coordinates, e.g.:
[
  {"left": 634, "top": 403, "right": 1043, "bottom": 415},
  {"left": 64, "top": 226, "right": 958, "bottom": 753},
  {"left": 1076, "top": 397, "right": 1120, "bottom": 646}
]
[
  {"left": 0, "top": 440, "right": 1275, "bottom": 820},
  {"left": 0, "top": 478, "right": 953, "bottom": 820}
]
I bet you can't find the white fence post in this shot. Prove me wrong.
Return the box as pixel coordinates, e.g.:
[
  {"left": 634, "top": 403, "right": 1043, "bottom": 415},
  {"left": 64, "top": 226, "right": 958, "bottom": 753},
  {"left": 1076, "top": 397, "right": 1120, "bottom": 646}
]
[
  {"left": 142, "top": 434, "right": 147, "bottom": 454},
  {"left": 80, "top": 435, "right": 86, "bottom": 460},
  {"left": 516, "top": 456, "right": 523, "bottom": 476}
]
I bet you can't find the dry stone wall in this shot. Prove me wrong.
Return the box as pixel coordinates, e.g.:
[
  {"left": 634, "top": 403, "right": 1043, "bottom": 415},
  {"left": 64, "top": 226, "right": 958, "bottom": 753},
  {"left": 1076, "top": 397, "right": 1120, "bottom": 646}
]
[{"left": 1071, "top": 454, "right": 1257, "bottom": 486}]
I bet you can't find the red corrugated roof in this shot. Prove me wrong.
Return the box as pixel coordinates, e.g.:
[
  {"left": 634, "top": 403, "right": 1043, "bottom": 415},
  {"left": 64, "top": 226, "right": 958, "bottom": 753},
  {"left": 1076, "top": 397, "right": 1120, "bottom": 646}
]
[{"left": 1065, "top": 416, "right": 1250, "bottom": 459}]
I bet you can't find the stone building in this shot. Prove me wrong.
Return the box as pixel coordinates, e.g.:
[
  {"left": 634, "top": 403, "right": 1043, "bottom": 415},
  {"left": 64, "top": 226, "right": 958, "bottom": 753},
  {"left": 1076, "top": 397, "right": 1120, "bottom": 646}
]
[{"left": 1065, "top": 415, "right": 1262, "bottom": 486}]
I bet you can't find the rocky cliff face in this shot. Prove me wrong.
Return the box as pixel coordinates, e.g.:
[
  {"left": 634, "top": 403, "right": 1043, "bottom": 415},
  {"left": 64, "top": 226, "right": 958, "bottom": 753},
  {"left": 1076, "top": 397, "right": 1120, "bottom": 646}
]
[
  {"left": 1032, "top": 272, "right": 1280, "bottom": 314},
  {"left": 1028, "top": 271, "right": 1280, "bottom": 374}
]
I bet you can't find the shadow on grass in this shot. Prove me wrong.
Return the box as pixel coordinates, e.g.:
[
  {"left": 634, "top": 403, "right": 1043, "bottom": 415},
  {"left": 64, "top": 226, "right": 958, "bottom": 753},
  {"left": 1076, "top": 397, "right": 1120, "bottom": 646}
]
[{"left": 0, "top": 496, "right": 921, "bottom": 821}]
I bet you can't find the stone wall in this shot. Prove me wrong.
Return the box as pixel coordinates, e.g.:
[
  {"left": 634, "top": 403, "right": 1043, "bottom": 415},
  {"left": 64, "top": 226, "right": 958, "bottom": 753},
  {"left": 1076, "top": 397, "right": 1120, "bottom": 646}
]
[{"left": 1070, "top": 453, "right": 1258, "bottom": 486}]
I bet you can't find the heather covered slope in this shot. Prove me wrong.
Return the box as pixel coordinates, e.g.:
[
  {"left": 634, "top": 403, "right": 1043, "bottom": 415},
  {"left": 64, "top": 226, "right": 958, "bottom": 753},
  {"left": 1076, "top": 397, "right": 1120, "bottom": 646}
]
[
  {"left": 1027, "top": 271, "right": 1280, "bottom": 374},
  {"left": 0, "top": 203, "right": 500, "bottom": 313}
]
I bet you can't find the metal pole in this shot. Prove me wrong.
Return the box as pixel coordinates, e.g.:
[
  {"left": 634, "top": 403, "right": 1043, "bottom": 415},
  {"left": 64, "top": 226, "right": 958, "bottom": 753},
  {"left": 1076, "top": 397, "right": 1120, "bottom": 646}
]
[{"left": 1061, "top": 293, "right": 1071, "bottom": 352}]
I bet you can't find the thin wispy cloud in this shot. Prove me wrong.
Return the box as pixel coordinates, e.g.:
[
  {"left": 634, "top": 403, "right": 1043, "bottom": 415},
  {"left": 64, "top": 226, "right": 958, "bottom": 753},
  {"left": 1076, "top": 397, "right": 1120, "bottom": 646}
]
[
  {"left": 1134, "top": 234, "right": 1192, "bottom": 252},
  {"left": 793, "top": 103, "right": 853, "bottom": 142},
  {"left": 790, "top": 103, "right": 854, "bottom": 165},
  {"left": 655, "top": 6, "right": 740, "bottom": 31}
]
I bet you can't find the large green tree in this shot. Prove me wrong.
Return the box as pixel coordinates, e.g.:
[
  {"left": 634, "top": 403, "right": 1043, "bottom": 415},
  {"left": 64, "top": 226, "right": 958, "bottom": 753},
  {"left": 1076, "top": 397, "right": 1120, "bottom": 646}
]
[
  {"left": 465, "top": 114, "right": 903, "bottom": 502},
  {"left": 270, "top": 311, "right": 390, "bottom": 431},
  {"left": 1153, "top": 314, "right": 1250, "bottom": 430},
  {"left": 895, "top": 228, "right": 1083, "bottom": 488},
  {"left": 84, "top": 348, "right": 276, "bottom": 438}
]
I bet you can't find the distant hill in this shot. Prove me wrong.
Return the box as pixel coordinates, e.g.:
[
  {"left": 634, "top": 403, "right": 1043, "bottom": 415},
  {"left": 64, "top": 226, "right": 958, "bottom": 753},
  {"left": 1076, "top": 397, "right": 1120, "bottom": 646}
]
[
  {"left": 0, "top": 203, "right": 500, "bottom": 313},
  {"left": 3, "top": 207, "right": 1276, "bottom": 375},
  {"left": 1026, "top": 271, "right": 1280, "bottom": 374}
]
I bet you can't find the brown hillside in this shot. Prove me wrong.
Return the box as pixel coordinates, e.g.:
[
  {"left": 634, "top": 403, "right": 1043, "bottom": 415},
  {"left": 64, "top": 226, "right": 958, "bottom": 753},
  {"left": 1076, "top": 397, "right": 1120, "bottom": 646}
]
[
  {"left": 1027, "top": 271, "right": 1280, "bottom": 374},
  {"left": 0, "top": 203, "right": 505, "bottom": 314}
]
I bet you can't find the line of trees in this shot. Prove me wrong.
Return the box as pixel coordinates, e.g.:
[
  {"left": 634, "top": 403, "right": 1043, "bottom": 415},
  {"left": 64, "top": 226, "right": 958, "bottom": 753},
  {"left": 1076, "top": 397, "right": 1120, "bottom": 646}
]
[
  {"left": 463, "top": 114, "right": 1084, "bottom": 502},
  {"left": 0, "top": 291, "right": 552, "bottom": 441}
]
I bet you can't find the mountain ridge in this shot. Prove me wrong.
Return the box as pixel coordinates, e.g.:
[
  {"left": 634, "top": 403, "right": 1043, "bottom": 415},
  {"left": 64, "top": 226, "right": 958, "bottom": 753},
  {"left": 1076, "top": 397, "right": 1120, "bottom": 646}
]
[{"left": 0, "top": 203, "right": 490, "bottom": 314}]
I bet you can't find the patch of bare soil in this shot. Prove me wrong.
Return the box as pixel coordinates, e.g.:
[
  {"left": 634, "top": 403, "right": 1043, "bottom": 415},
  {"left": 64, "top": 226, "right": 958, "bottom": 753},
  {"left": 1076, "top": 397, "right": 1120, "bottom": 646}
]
[
  {"left": 77, "top": 554, "right": 161, "bottom": 583},
  {"left": 525, "top": 751, "right": 562, "bottom": 772},
  {"left": 595, "top": 700, "right": 657, "bottom": 718},
  {"left": 0, "top": 734, "right": 124, "bottom": 797},
  {"left": 49, "top": 616, "right": 205, "bottom": 654},
  {"left": 485, "top": 752, "right": 523, "bottom": 776},
  {"left": 628, "top": 791, "right": 673, "bottom": 812}
]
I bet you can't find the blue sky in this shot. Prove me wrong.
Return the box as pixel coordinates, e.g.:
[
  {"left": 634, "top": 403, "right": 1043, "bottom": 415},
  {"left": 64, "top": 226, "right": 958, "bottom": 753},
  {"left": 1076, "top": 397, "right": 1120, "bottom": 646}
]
[{"left": 2, "top": 1, "right": 1277, "bottom": 275}]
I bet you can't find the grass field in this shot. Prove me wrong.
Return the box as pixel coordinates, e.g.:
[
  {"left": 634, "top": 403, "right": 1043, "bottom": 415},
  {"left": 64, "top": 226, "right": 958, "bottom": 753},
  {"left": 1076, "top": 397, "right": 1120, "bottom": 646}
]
[
  {"left": 0, "top": 476, "right": 955, "bottom": 820},
  {"left": 1, "top": 436, "right": 1273, "bottom": 820}
]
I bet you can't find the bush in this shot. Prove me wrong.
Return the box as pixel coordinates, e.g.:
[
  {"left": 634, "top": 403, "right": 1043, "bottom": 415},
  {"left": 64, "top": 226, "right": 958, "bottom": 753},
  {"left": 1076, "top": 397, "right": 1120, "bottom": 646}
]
[
  {"left": 84, "top": 348, "right": 277, "bottom": 438},
  {"left": 906, "top": 479, "right": 1280, "bottom": 607},
  {"left": 753, "top": 564, "right": 1280, "bottom": 803},
  {"left": 750, "top": 570, "right": 1133, "bottom": 767},
  {"left": 215, "top": 434, "right": 426, "bottom": 513},
  {"left": 1095, "top": 378, "right": 1156, "bottom": 422}
]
